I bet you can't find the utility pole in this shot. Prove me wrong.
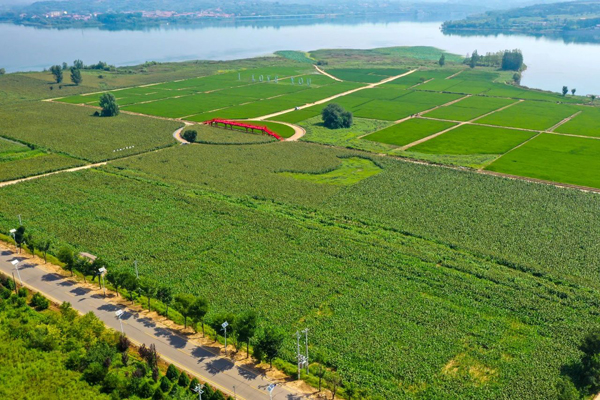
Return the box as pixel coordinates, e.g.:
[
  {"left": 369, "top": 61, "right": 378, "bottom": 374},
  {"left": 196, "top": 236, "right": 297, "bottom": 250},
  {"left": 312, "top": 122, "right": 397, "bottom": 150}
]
[
  {"left": 11, "top": 260, "right": 22, "bottom": 285},
  {"left": 302, "top": 328, "right": 309, "bottom": 374},
  {"left": 193, "top": 383, "right": 204, "bottom": 400},
  {"left": 134, "top": 260, "right": 139, "bottom": 279},
  {"left": 296, "top": 331, "right": 302, "bottom": 380},
  {"left": 12, "top": 272, "right": 18, "bottom": 294}
]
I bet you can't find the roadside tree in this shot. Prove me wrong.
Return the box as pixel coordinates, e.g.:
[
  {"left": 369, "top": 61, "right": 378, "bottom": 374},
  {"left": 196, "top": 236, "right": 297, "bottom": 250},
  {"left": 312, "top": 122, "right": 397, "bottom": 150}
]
[{"left": 253, "top": 326, "right": 284, "bottom": 368}]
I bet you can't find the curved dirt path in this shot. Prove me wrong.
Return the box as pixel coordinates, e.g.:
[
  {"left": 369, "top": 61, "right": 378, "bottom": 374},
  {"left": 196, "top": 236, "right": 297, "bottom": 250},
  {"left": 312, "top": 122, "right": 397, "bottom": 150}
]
[{"left": 173, "top": 121, "right": 195, "bottom": 144}]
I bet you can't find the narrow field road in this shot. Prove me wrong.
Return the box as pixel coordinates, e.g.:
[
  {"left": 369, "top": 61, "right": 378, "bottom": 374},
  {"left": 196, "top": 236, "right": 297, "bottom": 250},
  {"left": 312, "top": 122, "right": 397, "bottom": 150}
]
[
  {"left": 0, "top": 162, "right": 107, "bottom": 188},
  {"left": 0, "top": 247, "right": 309, "bottom": 400},
  {"left": 313, "top": 65, "right": 342, "bottom": 82}
]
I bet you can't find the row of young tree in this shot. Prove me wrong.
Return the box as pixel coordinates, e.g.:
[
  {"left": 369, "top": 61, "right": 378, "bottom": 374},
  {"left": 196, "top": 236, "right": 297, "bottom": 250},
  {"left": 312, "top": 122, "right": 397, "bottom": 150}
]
[
  {"left": 8, "top": 225, "right": 359, "bottom": 399},
  {"left": 47, "top": 59, "right": 114, "bottom": 85}
]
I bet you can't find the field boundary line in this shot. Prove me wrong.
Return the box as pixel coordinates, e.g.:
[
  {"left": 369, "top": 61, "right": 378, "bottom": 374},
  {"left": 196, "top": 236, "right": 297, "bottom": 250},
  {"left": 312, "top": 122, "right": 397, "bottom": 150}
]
[
  {"left": 401, "top": 119, "right": 465, "bottom": 150},
  {"left": 478, "top": 132, "right": 543, "bottom": 171},
  {"left": 408, "top": 78, "right": 433, "bottom": 89},
  {"left": 0, "top": 162, "right": 105, "bottom": 188},
  {"left": 547, "top": 110, "right": 582, "bottom": 132},
  {"left": 445, "top": 70, "right": 464, "bottom": 80}
]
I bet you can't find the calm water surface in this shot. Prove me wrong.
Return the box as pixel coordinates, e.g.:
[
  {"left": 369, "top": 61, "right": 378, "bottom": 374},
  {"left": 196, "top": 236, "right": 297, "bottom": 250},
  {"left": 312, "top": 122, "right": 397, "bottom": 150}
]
[{"left": 0, "top": 21, "right": 598, "bottom": 94}]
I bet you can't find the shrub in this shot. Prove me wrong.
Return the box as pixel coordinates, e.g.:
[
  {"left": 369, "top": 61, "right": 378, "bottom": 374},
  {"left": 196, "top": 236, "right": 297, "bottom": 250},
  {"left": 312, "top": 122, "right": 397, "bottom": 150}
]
[
  {"left": 159, "top": 375, "right": 171, "bottom": 392},
  {"left": 182, "top": 130, "right": 197, "bottom": 142},
  {"left": 30, "top": 292, "right": 50, "bottom": 310},
  {"left": 556, "top": 377, "right": 580, "bottom": 400},
  {"left": 177, "top": 372, "right": 190, "bottom": 388},
  {"left": 166, "top": 364, "right": 179, "bottom": 382},
  {"left": 138, "top": 380, "right": 155, "bottom": 398},
  {"left": 322, "top": 103, "right": 353, "bottom": 129},
  {"left": 0, "top": 68, "right": 5, "bottom": 75},
  {"left": 189, "top": 377, "right": 199, "bottom": 393},
  {"left": 83, "top": 362, "right": 107, "bottom": 384},
  {"left": 17, "top": 287, "right": 27, "bottom": 298},
  {"left": 99, "top": 93, "right": 120, "bottom": 117}
]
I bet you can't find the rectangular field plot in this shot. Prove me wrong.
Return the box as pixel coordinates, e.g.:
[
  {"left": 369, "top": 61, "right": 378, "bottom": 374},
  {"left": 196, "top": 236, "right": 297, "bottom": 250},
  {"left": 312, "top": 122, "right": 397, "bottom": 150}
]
[
  {"left": 477, "top": 101, "right": 581, "bottom": 131},
  {"left": 486, "top": 133, "right": 600, "bottom": 188},
  {"left": 555, "top": 107, "right": 600, "bottom": 137},
  {"left": 426, "top": 96, "right": 518, "bottom": 121},
  {"left": 325, "top": 68, "right": 408, "bottom": 83},
  {"left": 0, "top": 152, "right": 85, "bottom": 182},
  {"left": 351, "top": 91, "right": 463, "bottom": 121},
  {"left": 363, "top": 118, "right": 457, "bottom": 147},
  {"left": 416, "top": 70, "right": 498, "bottom": 94},
  {"left": 411, "top": 125, "right": 537, "bottom": 155}
]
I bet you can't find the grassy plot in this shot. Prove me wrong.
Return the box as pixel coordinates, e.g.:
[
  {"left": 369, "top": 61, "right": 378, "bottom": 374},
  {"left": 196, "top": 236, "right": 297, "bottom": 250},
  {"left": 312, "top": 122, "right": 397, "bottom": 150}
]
[
  {"left": 426, "top": 96, "right": 517, "bottom": 121},
  {"left": 477, "top": 101, "right": 581, "bottom": 131},
  {"left": 383, "top": 69, "right": 462, "bottom": 89},
  {"left": 363, "top": 118, "right": 457, "bottom": 147},
  {"left": 0, "top": 152, "right": 86, "bottom": 182},
  {"left": 300, "top": 116, "right": 394, "bottom": 153},
  {"left": 279, "top": 157, "right": 382, "bottom": 185},
  {"left": 275, "top": 51, "right": 316, "bottom": 64},
  {"left": 486, "top": 133, "right": 600, "bottom": 188},
  {"left": 555, "top": 107, "right": 600, "bottom": 137},
  {"left": 0, "top": 137, "right": 29, "bottom": 154},
  {"left": 0, "top": 102, "right": 181, "bottom": 162}
]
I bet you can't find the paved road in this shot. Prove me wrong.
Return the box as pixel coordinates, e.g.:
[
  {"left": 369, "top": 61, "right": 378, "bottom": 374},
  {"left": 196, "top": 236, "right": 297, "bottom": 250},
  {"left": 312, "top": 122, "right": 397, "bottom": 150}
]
[{"left": 0, "top": 248, "right": 307, "bottom": 400}]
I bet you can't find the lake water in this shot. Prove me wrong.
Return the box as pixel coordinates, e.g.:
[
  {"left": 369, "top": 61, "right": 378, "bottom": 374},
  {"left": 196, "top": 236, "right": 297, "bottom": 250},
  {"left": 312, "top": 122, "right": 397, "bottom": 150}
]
[{"left": 0, "top": 20, "right": 598, "bottom": 94}]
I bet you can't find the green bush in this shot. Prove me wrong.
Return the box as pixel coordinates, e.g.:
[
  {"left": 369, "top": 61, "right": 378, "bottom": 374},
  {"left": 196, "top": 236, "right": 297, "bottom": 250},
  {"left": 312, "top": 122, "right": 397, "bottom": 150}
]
[
  {"left": 322, "top": 103, "right": 353, "bottom": 129},
  {"left": 30, "top": 292, "right": 50, "bottom": 310},
  {"left": 182, "top": 130, "right": 197, "bottom": 142},
  {"left": 83, "top": 362, "right": 107, "bottom": 384},
  {"left": 177, "top": 372, "right": 190, "bottom": 388},
  {"left": 17, "top": 287, "right": 27, "bottom": 298},
  {"left": 166, "top": 364, "right": 179, "bottom": 382},
  {"left": 159, "top": 375, "right": 171, "bottom": 392}
]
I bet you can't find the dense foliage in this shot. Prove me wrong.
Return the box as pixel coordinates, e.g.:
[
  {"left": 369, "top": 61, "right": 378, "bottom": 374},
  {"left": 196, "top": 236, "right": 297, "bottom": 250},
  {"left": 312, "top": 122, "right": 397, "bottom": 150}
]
[
  {"left": 99, "top": 93, "right": 120, "bottom": 117},
  {"left": 0, "top": 275, "right": 227, "bottom": 400},
  {"left": 321, "top": 103, "right": 353, "bottom": 129}
]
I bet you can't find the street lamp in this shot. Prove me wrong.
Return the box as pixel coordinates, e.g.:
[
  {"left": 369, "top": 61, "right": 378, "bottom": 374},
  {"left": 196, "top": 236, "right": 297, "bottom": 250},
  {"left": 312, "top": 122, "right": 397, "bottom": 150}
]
[
  {"left": 193, "top": 383, "right": 204, "bottom": 400},
  {"left": 10, "top": 259, "right": 22, "bottom": 285},
  {"left": 222, "top": 321, "right": 229, "bottom": 356},
  {"left": 98, "top": 267, "right": 107, "bottom": 297},
  {"left": 302, "top": 328, "right": 309, "bottom": 374},
  {"left": 268, "top": 383, "right": 276, "bottom": 400},
  {"left": 115, "top": 309, "right": 124, "bottom": 334}
]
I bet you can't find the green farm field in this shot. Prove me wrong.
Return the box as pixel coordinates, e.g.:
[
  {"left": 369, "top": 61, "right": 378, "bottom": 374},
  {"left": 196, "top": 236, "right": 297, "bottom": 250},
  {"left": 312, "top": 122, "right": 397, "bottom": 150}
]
[
  {"left": 477, "top": 101, "right": 581, "bottom": 131},
  {"left": 363, "top": 118, "right": 457, "bottom": 147},
  {"left": 410, "top": 124, "right": 537, "bottom": 156},
  {"left": 555, "top": 107, "right": 600, "bottom": 137},
  {"left": 425, "top": 96, "right": 517, "bottom": 121},
  {"left": 0, "top": 102, "right": 181, "bottom": 162},
  {"left": 486, "top": 133, "right": 600, "bottom": 188}
]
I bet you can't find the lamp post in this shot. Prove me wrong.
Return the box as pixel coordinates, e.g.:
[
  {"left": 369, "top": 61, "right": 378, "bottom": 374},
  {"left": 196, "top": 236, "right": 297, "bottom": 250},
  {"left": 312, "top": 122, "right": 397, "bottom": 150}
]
[
  {"left": 98, "top": 267, "right": 107, "bottom": 297},
  {"left": 10, "top": 259, "right": 22, "bottom": 285},
  {"left": 268, "top": 383, "right": 276, "bottom": 400},
  {"left": 115, "top": 310, "right": 124, "bottom": 334},
  {"left": 222, "top": 321, "right": 229, "bottom": 356},
  {"left": 302, "top": 328, "right": 309, "bottom": 374}
]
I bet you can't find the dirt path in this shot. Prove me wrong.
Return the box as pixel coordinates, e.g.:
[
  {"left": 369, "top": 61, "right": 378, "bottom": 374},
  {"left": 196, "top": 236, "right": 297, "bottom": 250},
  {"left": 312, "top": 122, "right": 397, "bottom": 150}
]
[
  {"left": 0, "top": 162, "right": 106, "bottom": 188},
  {"left": 445, "top": 70, "right": 464, "bottom": 80},
  {"left": 547, "top": 110, "right": 582, "bottom": 132},
  {"left": 401, "top": 99, "right": 524, "bottom": 151},
  {"left": 173, "top": 122, "right": 195, "bottom": 144},
  {"left": 255, "top": 69, "right": 419, "bottom": 121},
  {"left": 314, "top": 65, "right": 342, "bottom": 82}
]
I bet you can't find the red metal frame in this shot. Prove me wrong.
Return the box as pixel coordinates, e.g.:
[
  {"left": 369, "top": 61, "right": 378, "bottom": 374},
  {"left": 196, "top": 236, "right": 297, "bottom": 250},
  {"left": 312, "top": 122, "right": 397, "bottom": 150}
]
[{"left": 203, "top": 119, "right": 284, "bottom": 141}]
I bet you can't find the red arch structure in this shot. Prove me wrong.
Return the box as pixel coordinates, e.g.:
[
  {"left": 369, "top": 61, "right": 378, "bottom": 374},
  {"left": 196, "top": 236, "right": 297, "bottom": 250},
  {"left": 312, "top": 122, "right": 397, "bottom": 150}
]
[{"left": 204, "top": 119, "right": 283, "bottom": 141}]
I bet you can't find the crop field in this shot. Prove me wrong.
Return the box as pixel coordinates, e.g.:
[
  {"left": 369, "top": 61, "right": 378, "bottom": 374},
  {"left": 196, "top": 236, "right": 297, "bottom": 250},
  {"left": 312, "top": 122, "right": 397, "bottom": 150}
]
[
  {"left": 274, "top": 51, "right": 315, "bottom": 64},
  {"left": 350, "top": 91, "right": 464, "bottom": 121},
  {"left": 279, "top": 157, "right": 382, "bottom": 185},
  {"left": 555, "top": 107, "right": 600, "bottom": 137},
  {"left": 486, "top": 133, "right": 600, "bottom": 188},
  {"left": 410, "top": 124, "right": 537, "bottom": 156},
  {"left": 0, "top": 151, "right": 85, "bottom": 182},
  {"left": 417, "top": 70, "right": 499, "bottom": 94},
  {"left": 0, "top": 102, "right": 181, "bottom": 162},
  {"left": 325, "top": 68, "right": 408, "bottom": 83},
  {"left": 477, "top": 101, "right": 581, "bottom": 131},
  {"left": 363, "top": 118, "right": 457, "bottom": 147},
  {"left": 241, "top": 121, "right": 296, "bottom": 138},
  {"left": 2, "top": 148, "right": 600, "bottom": 398},
  {"left": 425, "top": 96, "right": 517, "bottom": 121}
]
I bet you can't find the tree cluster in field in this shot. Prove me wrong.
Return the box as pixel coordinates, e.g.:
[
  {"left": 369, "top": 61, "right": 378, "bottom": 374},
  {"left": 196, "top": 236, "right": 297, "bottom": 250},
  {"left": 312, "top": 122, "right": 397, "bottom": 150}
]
[
  {"left": 322, "top": 103, "right": 353, "bottom": 129},
  {"left": 0, "top": 276, "right": 229, "bottom": 400},
  {"left": 98, "top": 92, "right": 120, "bottom": 117},
  {"left": 463, "top": 49, "right": 524, "bottom": 71},
  {"left": 182, "top": 129, "right": 197, "bottom": 142}
]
